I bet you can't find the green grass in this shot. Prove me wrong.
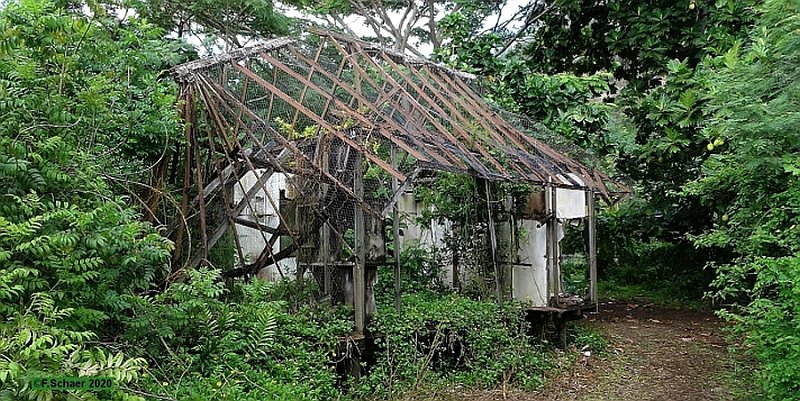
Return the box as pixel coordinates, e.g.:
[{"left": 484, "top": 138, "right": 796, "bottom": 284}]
[
  {"left": 715, "top": 347, "right": 762, "bottom": 401},
  {"left": 570, "top": 324, "right": 609, "bottom": 355},
  {"left": 598, "top": 281, "right": 706, "bottom": 310}
]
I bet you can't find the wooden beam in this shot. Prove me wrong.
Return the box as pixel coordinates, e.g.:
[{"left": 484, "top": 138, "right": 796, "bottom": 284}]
[
  {"left": 353, "top": 152, "right": 367, "bottom": 334},
  {"left": 380, "top": 167, "right": 420, "bottom": 218},
  {"left": 484, "top": 179, "right": 503, "bottom": 306},
  {"left": 233, "top": 217, "right": 280, "bottom": 234},
  {"left": 188, "top": 153, "right": 289, "bottom": 269},
  {"left": 198, "top": 74, "right": 383, "bottom": 217},
  {"left": 545, "top": 180, "right": 554, "bottom": 304},
  {"left": 263, "top": 50, "right": 442, "bottom": 168},
  {"left": 391, "top": 145, "right": 401, "bottom": 313},
  {"left": 192, "top": 121, "right": 209, "bottom": 264},
  {"left": 173, "top": 38, "right": 293, "bottom": 79},
  {"left": 293, "top": 42, "right": 466, "bottom": 170},
  {"left": 587, "top": 190, "right": 598, "bottom": 309},
  {"left": 320, "top": 134, "right": 332, "bottom": 295},
  {"left": 232, "top": 61, "right": 407, "bottom": 182},
  {"left": 172, "top": 85, "right": 194, "bottom": 268},
  {"left": 376, "top": 55, "right": 518, "bottom": 177}
]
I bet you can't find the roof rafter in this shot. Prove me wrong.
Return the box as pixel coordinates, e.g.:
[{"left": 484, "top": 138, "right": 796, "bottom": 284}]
[{"left": 173, "top": 30, "right": 630, "bottom": 211}]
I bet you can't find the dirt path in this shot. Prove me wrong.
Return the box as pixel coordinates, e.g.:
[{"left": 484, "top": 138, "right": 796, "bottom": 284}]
[
  {"left": 528, "top": 301, "right": 739, "bottom": 401},
  {"left": 420, "top": 301, "right": 743, "bottom": 401}
]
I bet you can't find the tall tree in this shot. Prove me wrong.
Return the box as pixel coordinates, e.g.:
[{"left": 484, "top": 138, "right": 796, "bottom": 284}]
[
  {"left": 0, "top": 1, "right": 175, "bottom": 397},
  {"left": 470, "top": 0, "right": 762, "bottom": 291},
  {"left": 519, "top": 0, "right": 759, "bottom": 90},
  {"left": 309, "top": 0, "right": 550, "bottom": 57},
  {"left": 687, "top": 1, "right": 800, "bottom": 397},
  {"left": 118, "top": 0, "right": 300, "bottom": 48}
]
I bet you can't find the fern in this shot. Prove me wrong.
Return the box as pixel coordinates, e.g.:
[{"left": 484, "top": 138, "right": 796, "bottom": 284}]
[
  {"left": 0, "top": 292, "right": 146, "bottom": 399},
  {"left": 245, "top": 308, "right": 278, "bottom": 358}
]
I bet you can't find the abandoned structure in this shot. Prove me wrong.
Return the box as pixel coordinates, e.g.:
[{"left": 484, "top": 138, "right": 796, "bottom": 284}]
[{"left": 168, "top": 30, "right": 629, "bottom": 336}]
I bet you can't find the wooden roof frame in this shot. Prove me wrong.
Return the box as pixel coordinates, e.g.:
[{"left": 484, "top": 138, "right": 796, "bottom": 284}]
[{"left": 174, "top": 30, "right": 629, "bottom": 212}]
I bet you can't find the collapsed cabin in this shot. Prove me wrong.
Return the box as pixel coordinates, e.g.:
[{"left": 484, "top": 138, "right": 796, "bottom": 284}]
[{"left": 169, "top": 30, "right": 629, "bottom": 336}]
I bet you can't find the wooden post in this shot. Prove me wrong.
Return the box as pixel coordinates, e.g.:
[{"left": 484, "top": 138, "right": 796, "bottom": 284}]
[
  {"left": 391, "top": 145, "right": 402, "bottom": 312},
  {"left": 452, "top": 224, "right": 461, "bottom": 291},
  {"left": 552, "top": 184, "right": 560, "bottom": 297},
  {"left": 557, "top": 320, "right": 568, "bottom": 349},
  {"left": 545, "top": 179, "right": 557, "bottom": 305},
  {"left": 484, "top": 179, "right": 503, "bottom": 306},
  {"left": 587, "top": 190, "right": 598, "bottom": 308},
  {"left": 322, "top": 149, "right": 332, "bottom": 295},
  {"left": 322, "top": 222, "right": 331, "bottom": 296},
  {"left": 353, "top": 153, "right": 366, "bottom": 334},
  {"left": 295, "top": 199, "right": 304, "bottom": 285},
  {"left": 172, "top": 85, "right": 194, "bottom": 268},
  {"left": 504, "top": 195, "right": 515, "bottom": 299}
]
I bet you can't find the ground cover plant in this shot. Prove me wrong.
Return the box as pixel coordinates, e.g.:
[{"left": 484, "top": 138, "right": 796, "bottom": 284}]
[{"left": 3, "top": 0, "right": 800, "bottom": 399}]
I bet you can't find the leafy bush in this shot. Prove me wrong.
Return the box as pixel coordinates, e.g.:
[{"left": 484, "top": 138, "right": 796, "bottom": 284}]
[
  {"left": 688, "top": 0, "right": 800, "bottom": 398},
  {"left": 597, "top": 197, "right": 719, "bottom": 299},
  {"left": 570, "top": 325, "right": 608, "bottom": 356},
  {"left": 0, "top": 1, "right": 177, "bottom": 399},
  {"left": 124, "top": 268, "right": 349, "bottom": 401},
  {"left": 714, "top": 257, "right": 800, "bottom": 400},
  {"left": 352, "top": 292, "right": 552, "bottom": 398}
]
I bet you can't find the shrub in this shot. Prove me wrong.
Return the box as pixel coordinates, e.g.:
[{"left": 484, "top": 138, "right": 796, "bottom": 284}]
[
  {"left": 352, "top": 292, "right": 552, "bottom": 398},
  {"left": 124, "top": 268, "right": 349, "bottom": 401}
]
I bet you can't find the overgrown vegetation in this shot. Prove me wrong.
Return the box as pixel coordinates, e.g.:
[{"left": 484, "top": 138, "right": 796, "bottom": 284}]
[
  {"left": 357, "top": 269, "right": 558, "bottom": 398},
  {"left": 2, "top": 0, "right": 800, "bottom": 399},
  {"left": 0, "top": 2, "right": 177, "bottom": 399},
  {"left": 436, "top": 0, "right": 798, "bottom": 398},
  {"left": 689, "top": 1, "right": 800, "bottom": 398},
  {"left": 125, "top": 269, "right": 349, "bottom": 401}
]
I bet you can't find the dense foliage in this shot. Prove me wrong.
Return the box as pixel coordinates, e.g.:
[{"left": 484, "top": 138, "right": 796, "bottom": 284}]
[
  {"left": 355, "top": 292, "right": 552, "bottom": 398},
  {"left": 521, "top": 0, "right": 758, "bottom": 88},
  {"left": 0, "top": 1, "right": 176, "bottom": 399},
  {"left": 0, "top": 1, "right": 576, "bottom": 399},
  {"left": 125, "top": 0, "right": 297, "bottom": 47},
  {"left": 124, "top": 268, "right": 349, "bottom": 401},
  {"left": 438, "top": 0, "right": 760, "bottom": 297},
  {"left": 3, "top": 0, "right": 800, "bottom": 399},
  {"left": 687, "top": 1, "right": 800, "bottom": 397},
  {"left": 438, "top": 1, "right": 799, "bottom": 397}
]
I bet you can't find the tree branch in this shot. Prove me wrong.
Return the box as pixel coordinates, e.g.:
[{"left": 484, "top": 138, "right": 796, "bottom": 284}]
[{"left": 496, "top": 0, "right": 558, "bottom": 57}]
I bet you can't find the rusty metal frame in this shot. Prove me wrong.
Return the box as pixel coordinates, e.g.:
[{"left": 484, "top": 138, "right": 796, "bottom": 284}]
[
  {"left": 166, "top": 30, "right": 634, "bottom": 332},
  {"left": 170, "top": 32, "right": 631, "bottom": 260}
]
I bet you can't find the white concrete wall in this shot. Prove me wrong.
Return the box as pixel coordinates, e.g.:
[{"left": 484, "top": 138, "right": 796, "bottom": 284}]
[
  {"left": 555, "top": 188, "right": 588, "bottom": 219},
  {"left": 233, "top": 170, "right": 296, "bottom": 281},
  {"left": 396, "top": 192, "right": 455, "bottom": 285},
  {"left": 232, "top": 177, "right": 588, "bottom": 301},
  {"left": 396, "top": 191, "right": 569, "bottom": 302},
  {"left": 511, "top": 219, "right": 550, "bottom": 307}
]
